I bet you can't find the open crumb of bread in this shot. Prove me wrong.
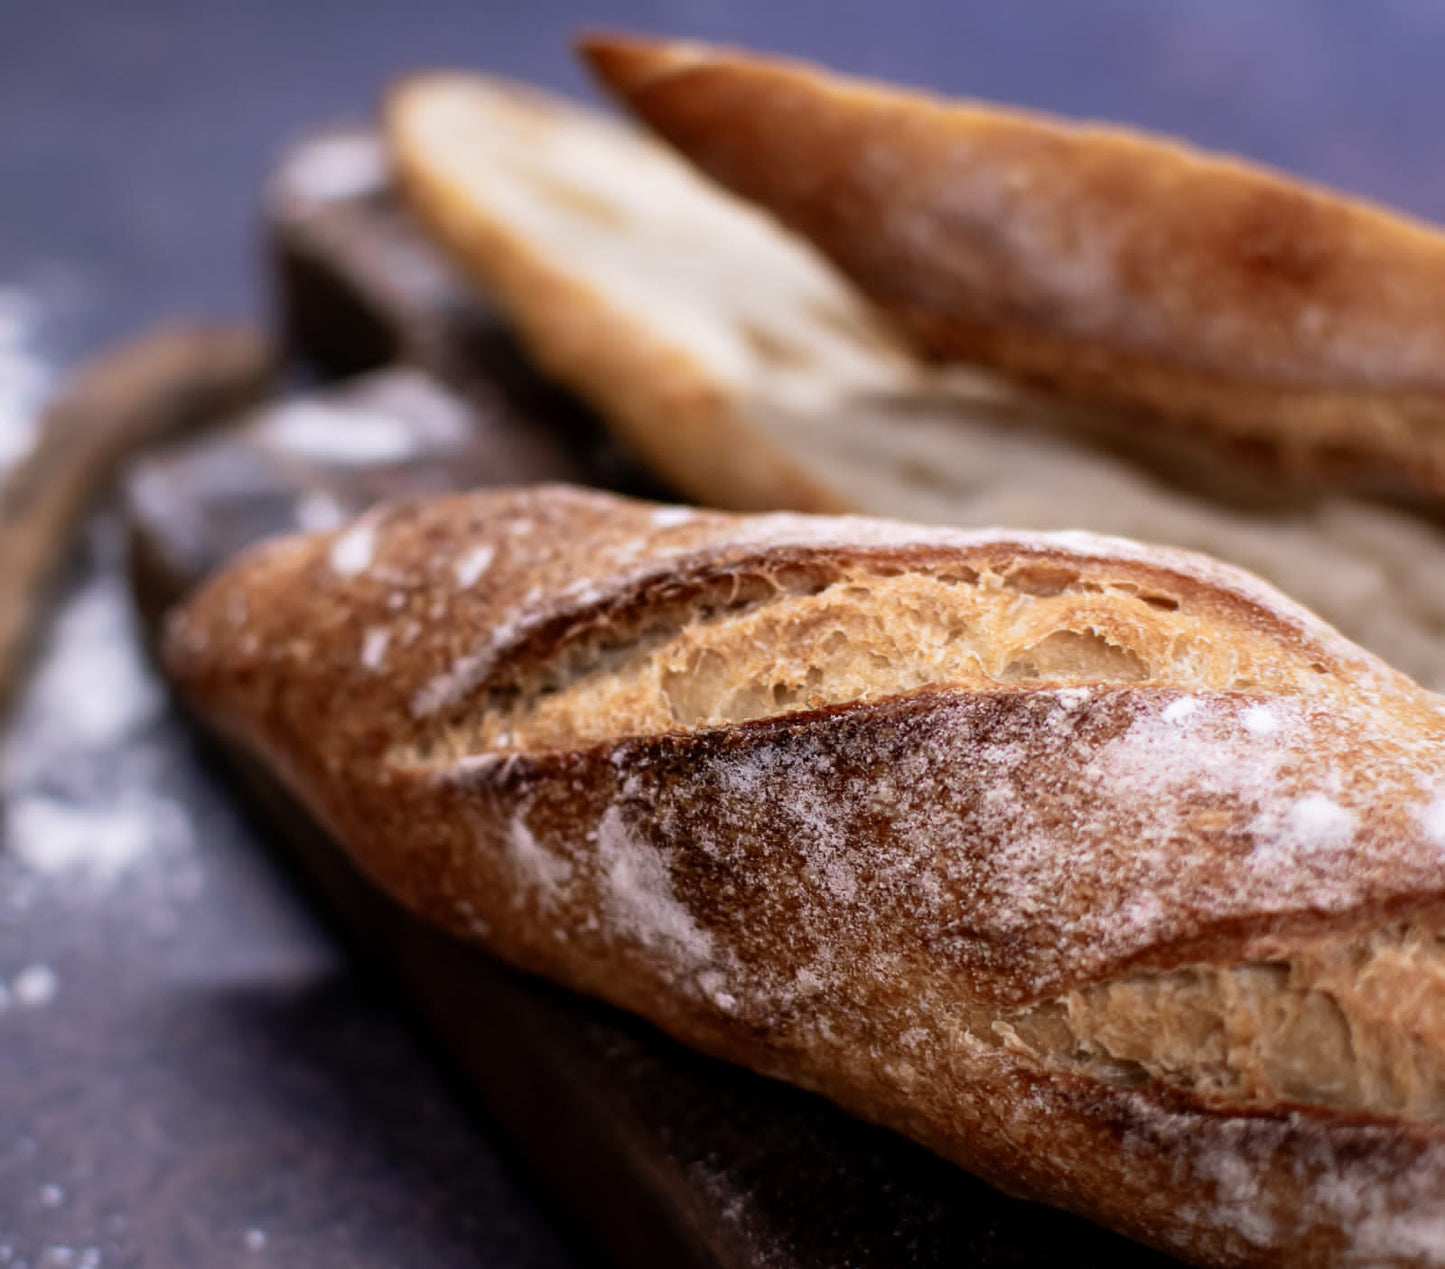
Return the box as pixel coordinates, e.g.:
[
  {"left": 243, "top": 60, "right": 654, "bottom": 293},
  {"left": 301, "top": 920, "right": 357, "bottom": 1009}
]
[{"left": 447, "top": 554, "right": 1324, "bottom": 755}]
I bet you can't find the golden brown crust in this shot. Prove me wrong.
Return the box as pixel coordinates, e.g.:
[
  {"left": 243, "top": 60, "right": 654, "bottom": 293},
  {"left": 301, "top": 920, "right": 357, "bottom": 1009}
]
[
  {"left": 582, "top": 35, "right": 1445, "bottom": 503},
  {"left": 165, "top": 485, "right": 1445, "bottom": 1265}
]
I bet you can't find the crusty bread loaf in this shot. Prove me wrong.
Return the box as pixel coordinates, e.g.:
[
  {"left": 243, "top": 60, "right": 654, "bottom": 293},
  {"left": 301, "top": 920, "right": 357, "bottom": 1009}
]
[
  {"left": 583, "top": 35, "right": 1445, "bottom": 506},
  {"left": 166, "top": 484, "right": 1445, "bottom": 1267},
  {"left": 382, "top": 71, "right": 1445, "bottom": 695}
]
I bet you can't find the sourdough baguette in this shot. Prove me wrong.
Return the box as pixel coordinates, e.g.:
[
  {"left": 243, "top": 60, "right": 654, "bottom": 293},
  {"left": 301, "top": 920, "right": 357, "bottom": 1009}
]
[
  {"left": 583, "top": 35, "right": 1445, "bottom": 505},
  {"left": 166, "top": 485, "right": 1445, "bottom": 1267},
  {"left": 382, "top": 72, "right": 1445, "bottom": 694}
]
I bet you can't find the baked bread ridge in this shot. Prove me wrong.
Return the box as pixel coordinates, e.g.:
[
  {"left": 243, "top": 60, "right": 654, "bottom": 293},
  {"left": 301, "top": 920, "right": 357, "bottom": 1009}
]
[
  {"left": 380, "top": 66, "right": 1445, "bottom": 695},
  {"left": 165, "top": 486, "right": 1445, "bottom": 1266},
  {"left": 582, "top": 35, "right": 1445, "bottom": 503}
]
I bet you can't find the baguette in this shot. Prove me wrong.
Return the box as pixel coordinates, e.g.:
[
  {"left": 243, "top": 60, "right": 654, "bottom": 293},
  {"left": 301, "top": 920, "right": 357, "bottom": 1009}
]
[
  {"left": 583, "top": 35, "right": 1445, "bottom": 505},
  {"left": 383, "top": 71, "right": 1445, "bottom": 694},
  {"left": 166, "top": 484, "right": 1445, "bottom": 1267}
]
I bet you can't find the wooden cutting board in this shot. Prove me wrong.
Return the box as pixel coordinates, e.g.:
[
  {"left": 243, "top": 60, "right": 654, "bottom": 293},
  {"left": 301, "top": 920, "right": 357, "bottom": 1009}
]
[{"left": 120, "top": 125, "right": 1180, "bottom": 1268}]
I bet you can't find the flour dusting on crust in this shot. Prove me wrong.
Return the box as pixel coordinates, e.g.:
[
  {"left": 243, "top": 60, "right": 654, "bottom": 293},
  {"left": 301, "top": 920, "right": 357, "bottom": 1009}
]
[{"left": 166, "top": 485, "right": 1445, "bottom": 1266}]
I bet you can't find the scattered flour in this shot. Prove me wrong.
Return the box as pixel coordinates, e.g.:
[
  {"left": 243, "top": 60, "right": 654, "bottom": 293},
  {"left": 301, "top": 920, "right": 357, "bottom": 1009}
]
[
  {"left": 35, "top": 1249, "right": 101, "bottom": 1269},
  {"left": 1161, "top": 698, "right": 1198, "bottom": 725},
  {"left": 1241, "top": 704, "right": 1281, "bottom": 738},
  {"left": 293, "top": 489, "right": 347, "bottom": 532},
  {"left": 11, "top": 964, "right": 58, "bottom": 1009},
  {"left": 650, "top": 506, "right": 696, "bottom": 528},
  {"left": 328, "top": 515, "right": 378, "bottom": 577},
  {"left": 1351, "top": 1208, "right": 1445, "bottom": 1263},
  {"left": 261, "top": 401, "right": 420, "bottom": 465},
  {"left": 0, "top": 284, "right": 52, "bottom": 470},
  {"left": 6, "top": 791, "right": 186, "bottom": 884},
  {"left": 359, "top": 628, "right": 390, "bottom": 672},
  {"left": 1192, "top": 1148, "right": 1274, "bottom": 1247},
  {"left": 595, "top": 803, "right": 712, "bottom": 964},
  {"left": 37, "top": 1183, "right": 63, "bottom": 1208},
  {"left": 453, "top": 543, "right": 495, "bottom": 588},
  {"left": 1418, "top": 796, "right": 1445, "bottom": 850},
  {"left": 1283, "top": 794, "right": 1356, "bottom": 851},
  {"left": 506, "top": 814, "right": 571, "bottom": 900},
  {"left": 243, "top": 1228, "right": 268, "bottom": 1253},
  {"left": 0, "top": 553, "right": 201, "bottom": 917},
  {"left": 281, "top": 130, "right": 388, "bottom": 203}
]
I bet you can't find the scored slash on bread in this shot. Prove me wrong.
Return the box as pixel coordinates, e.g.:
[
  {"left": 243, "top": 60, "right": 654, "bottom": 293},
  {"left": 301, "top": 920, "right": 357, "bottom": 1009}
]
[
  {"left": 584, "top": 34, "right": 1445, "bottom": 505},
  {"left": 167, "top": 485, "right": 1445, "bottom": 1267},
  {"left": 382, "top": 68, "right": 1445, "bottom": 695}
]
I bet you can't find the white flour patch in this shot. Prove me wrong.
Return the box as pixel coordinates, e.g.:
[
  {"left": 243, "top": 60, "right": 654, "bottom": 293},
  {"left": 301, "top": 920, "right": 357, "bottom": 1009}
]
[
  {"left": 294, "top": 489, "right": 347, "bottom": 532},
  {"left": 0, "top": 284, "right": 52, "bottom": 470},
  {"left": 1241, "top": 705, "right": 1280, "bottom": 738},
  {"left": 595, "top": 804, "right": 711, "bottom": 964},
  {"left": 650, "top": 506, "right": 696, "bottom": 528},
  {"left": 261, "top": 400, "right": 420, "bottom": 465},
  {"left": 6, "top": 572, "right": 163, "bottom": 762},
  {"left": 11, "top": 964, "right": 58, "bottom": 1008},
  {"left": 329, "top": 514, "right": 378, "bottom": 577},
  {"left": 283, "top": 130, "right": 388, "bottom": 202},
  {"left": 1161, "top": 697, "right": 1198, "bottom": 725},
  {"left": 453, "top": 543, "right": 495, "bottom": 588},
  {"left": 1419, "top": 797, "right": 1445, "bottom": 849},
  {"left": 412, "top": 649, "right": 488, "bottom": 718},
  {"left": 507, "top": 815, "right": 571, "bottom": 900},
  {"left": 1351, "top": 1209, "right": 1445, "bottom": 1262},
  {"left": 1188, "top": 1143, "right": 1274, "bottom": 1247},
  {"left": 359, "top": 627, "right": 390, "bottom": 671},
  {"left": 1, "top": 556, "right": 201, "bottom": 916},
  {"left": 1284, "top": 794, "right": 1356, "bottom": 853},
  {"left": 5, "top": 790, "right": 188, "bottom": 883}
]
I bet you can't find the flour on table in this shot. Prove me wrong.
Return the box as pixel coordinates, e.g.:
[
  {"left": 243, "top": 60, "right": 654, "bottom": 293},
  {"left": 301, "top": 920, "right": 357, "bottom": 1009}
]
[
  {"left": 1, "top": 551, "right": 200, "bottom": 913},
  {"left": 0, "top": 284, "right": 52, "bottom": 471},
  {"left": 276, "top": 129, "right": 388, "bottom": 203},
  {"left": 10, "top": 964, "right": 58, "bottom": 1009},
  {"left": 294, "top": 489, "right": 347, "bottom": 532}
]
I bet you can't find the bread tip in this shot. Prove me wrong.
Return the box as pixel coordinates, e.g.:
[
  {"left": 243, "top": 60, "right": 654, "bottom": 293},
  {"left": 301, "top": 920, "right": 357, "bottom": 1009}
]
[{"left": 575, "top": 31, "right": 712, "bottom": 97}]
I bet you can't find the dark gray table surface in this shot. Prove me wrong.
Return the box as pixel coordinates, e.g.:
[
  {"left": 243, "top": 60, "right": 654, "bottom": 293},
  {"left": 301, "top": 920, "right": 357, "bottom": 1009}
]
[{"left": 4, "top": 3, "right": 1445, "bottom": 1266}]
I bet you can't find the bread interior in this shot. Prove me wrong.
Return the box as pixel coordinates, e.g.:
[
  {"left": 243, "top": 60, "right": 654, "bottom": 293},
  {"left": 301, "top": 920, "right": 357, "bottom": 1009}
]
[
  {"left": 1002, "top": 924, "right": 1445, "bottom": 1120},
  {"left": 427, "top": 553, "right": 1342, "bottom": 754}
]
